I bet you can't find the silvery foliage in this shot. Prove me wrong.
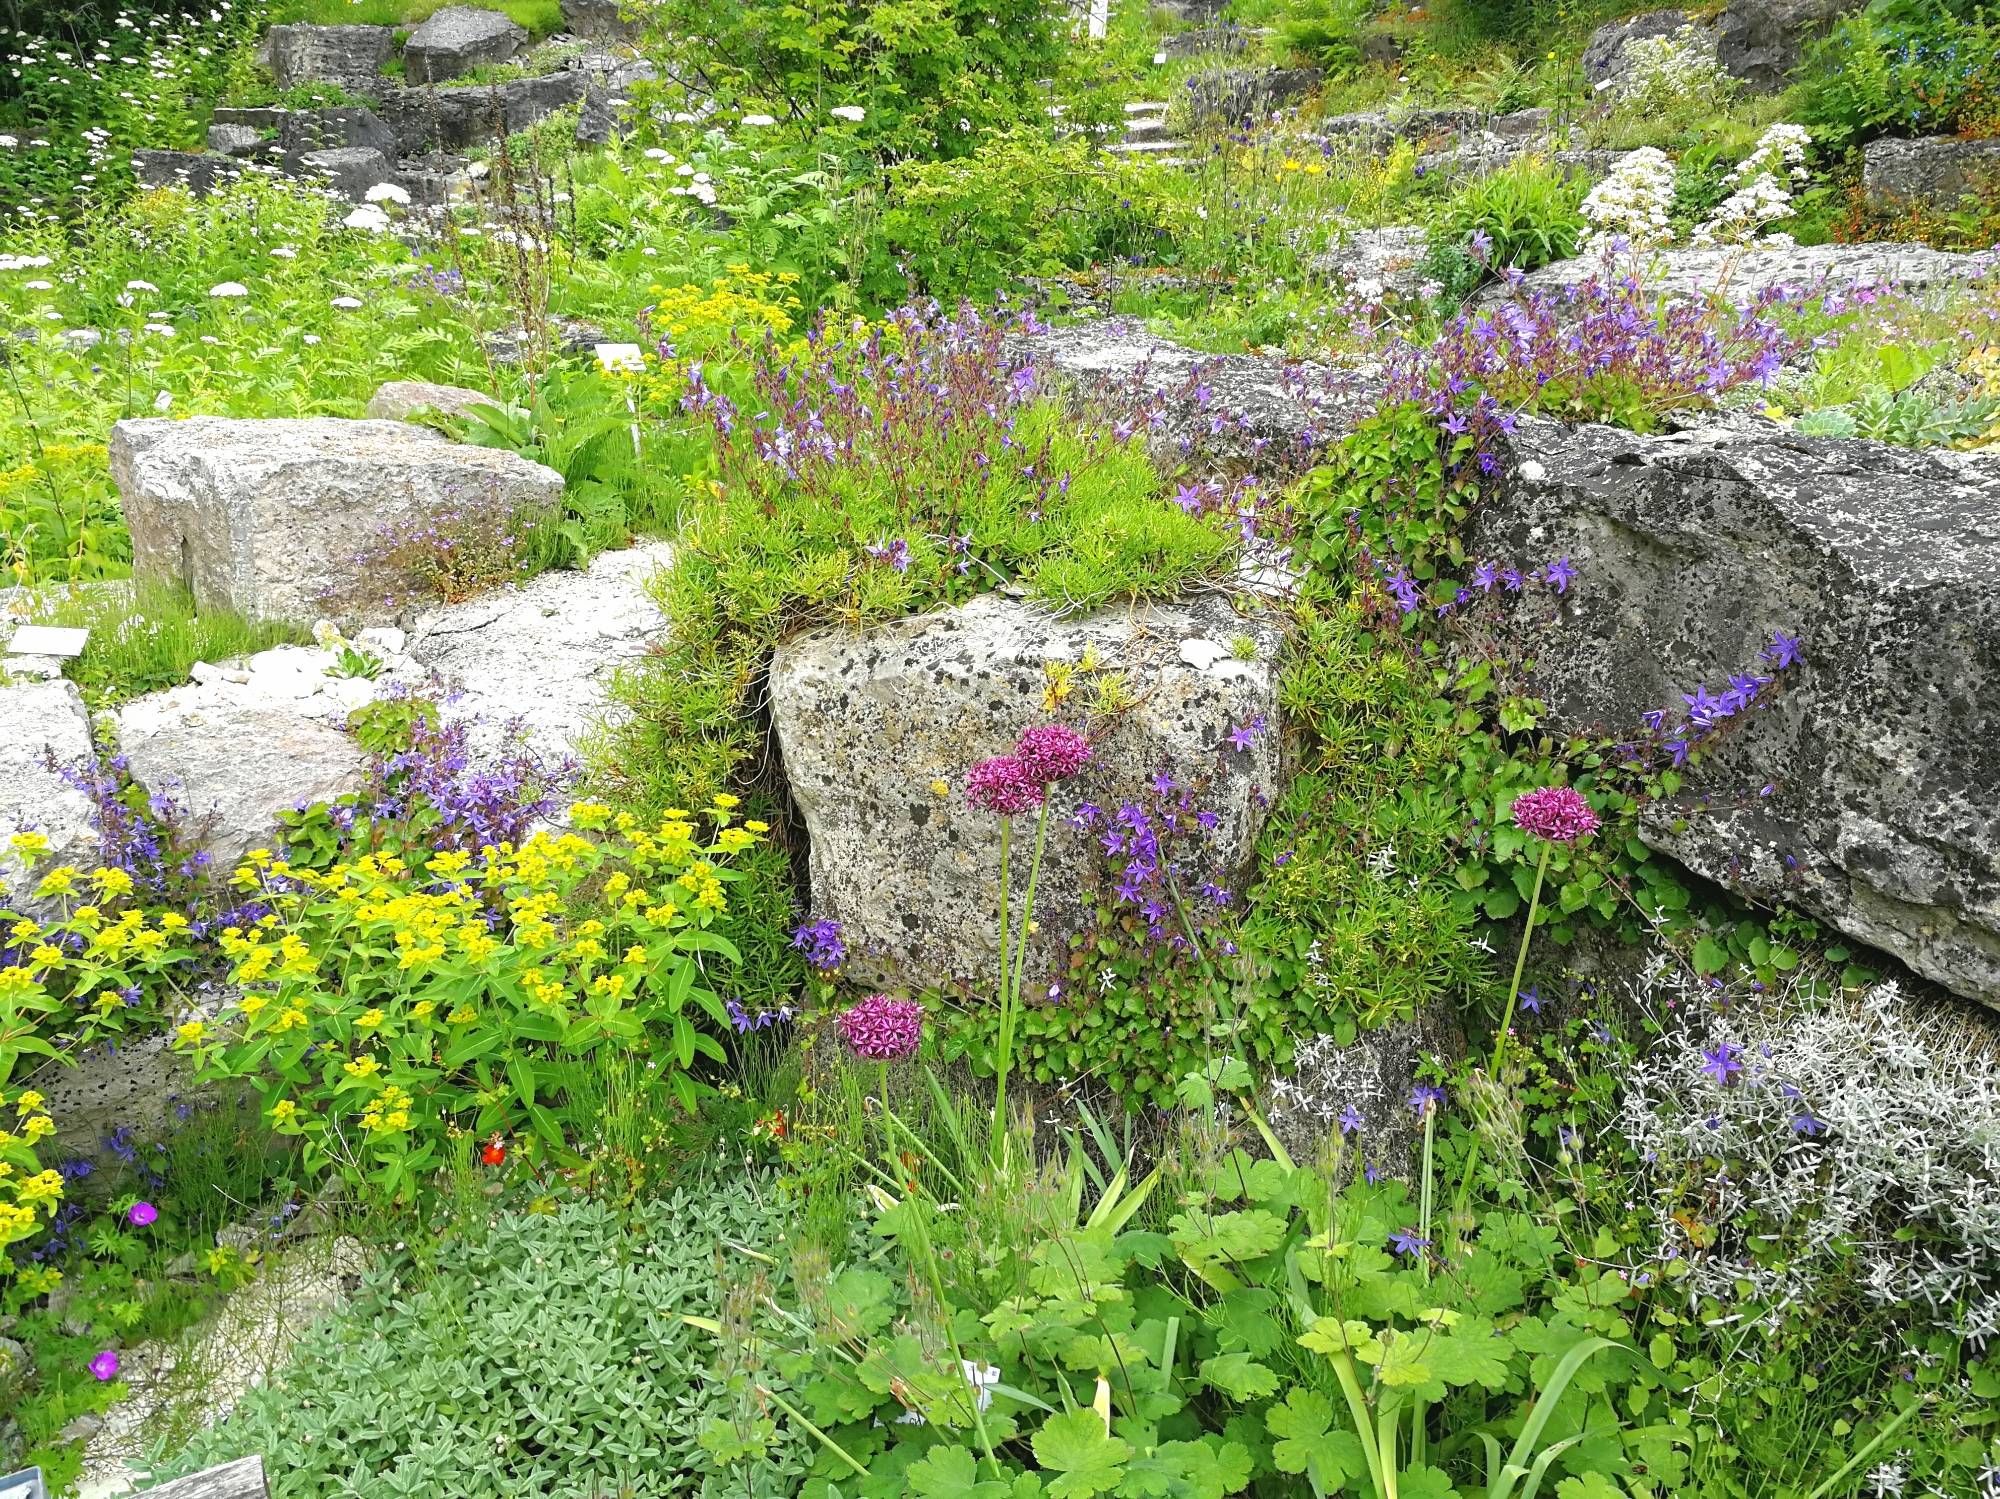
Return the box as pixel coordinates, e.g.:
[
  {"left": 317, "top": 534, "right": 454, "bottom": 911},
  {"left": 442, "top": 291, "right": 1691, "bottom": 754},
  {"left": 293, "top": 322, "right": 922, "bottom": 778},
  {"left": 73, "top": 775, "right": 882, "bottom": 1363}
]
[{"left": 1619, "top": 971, "right": 2000, "bottom": 1344}]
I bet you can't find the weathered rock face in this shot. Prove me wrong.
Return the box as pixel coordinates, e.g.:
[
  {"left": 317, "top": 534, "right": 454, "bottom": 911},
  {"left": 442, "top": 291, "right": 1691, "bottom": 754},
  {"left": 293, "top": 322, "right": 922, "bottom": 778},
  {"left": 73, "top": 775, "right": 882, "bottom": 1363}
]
[
  {"left": 576, "top": 60, "right": 659, "bottom": 145},
  {"left": 770, "top": 592, "right": 1283, "bottom": 995},
  {"left": 1472, "top": 419, "right": 2000, "bottom": 1008},
  {"left": 402, "top": 6, "right": 527, "bottom": 83},
  {"left": 294, "top": 145, "right": 392, "bottom": 200},
  {"left": 1185, "top": 65, "right": 1321, "bottom": 129},
  {"left": 258, "top": 23, "right": 396, "bottom": 93},
  {"left": 1864, "top": 136, "right": 2000, "bottom": 216},
  {"left": 1581, "top": 9, "right": 1707, "bottom": 85},
  {"left": 131, "top": 149, "right": 243, "bottom": 196},
  {"left": 114, "top": 645, "right": 380, "bottom": 873},
  {"left": 278, "top": 105, "right": 398, "bottom": 162},
  {"left": 1014, "top": 318, "right": 1386, "bottom": 476},
  {"left": 1312, "top": 226, "right": 1433, "bottom": 300},
  {"left": 0, "top": 679, "right": 98, "bottom": 918},
  {"left": 110, "top": 417, "right": 565, "bottom": 626},
  {"left": 205, "top": 123, "right": 269, "bottom": 158},
  {"left": 364, "top": 379, "right": 496, "bottom": 423},
  {"left": 1715, "top": 0, "right": 1861, "bottom": 89},
  {"left": 1494, "top": 241, "right": 1989, "bottom": 308},
  {"left": 391, "top": 541, "right": 671, "bottom": 761},
  {"left": 379, "top": 71, "right": 589, "bottom": 153},
  {"left": 562, "top": 0, "right": 644, "bottom": 40}
]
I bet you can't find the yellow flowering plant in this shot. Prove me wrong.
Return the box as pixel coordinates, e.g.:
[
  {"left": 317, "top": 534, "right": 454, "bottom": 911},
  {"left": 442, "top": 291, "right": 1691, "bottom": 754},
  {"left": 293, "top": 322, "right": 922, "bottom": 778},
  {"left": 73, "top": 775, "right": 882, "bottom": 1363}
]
[{"left": 174, "top": 798, "right": 764, "bottom": 1205}]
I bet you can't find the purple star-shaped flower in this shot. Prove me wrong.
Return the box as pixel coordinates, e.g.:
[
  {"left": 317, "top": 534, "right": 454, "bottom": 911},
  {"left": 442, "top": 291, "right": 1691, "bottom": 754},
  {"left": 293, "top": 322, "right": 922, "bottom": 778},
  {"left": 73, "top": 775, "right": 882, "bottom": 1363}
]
[
  {"left": 1700, "top": 1042, "right": 1744, "bottom": 1087},
  {"left": 1543, "top": 557, "right": 1576, "bottom": 593},
  {"left": 1763, "top": 630, "right": 1803, "bottom": 670},
  {"left": 1338, "top": 1103, "right": 1364, "bottom": 1135}
]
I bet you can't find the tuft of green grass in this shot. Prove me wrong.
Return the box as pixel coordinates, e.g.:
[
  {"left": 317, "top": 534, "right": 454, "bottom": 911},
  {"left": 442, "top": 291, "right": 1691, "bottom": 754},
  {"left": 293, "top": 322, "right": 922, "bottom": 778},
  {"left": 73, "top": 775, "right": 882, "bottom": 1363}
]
[{"left": 15, "top": 581, "right": 306, "bottom": 709}]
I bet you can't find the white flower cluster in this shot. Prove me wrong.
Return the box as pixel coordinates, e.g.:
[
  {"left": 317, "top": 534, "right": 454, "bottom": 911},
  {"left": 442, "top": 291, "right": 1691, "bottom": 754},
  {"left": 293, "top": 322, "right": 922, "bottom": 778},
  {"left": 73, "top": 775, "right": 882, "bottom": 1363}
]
[
  {"left": 1692, "top": 123, "right": 1813, "bottom": 247},
  {"left": 1604, "top": 26, "right": 1736, "bottom": 116},
  {"left": 1618, "top": 972, "right": 2000, "bottom": 1344},
  {"left": 1580, "top": 147, "right": 1676, "bottom": 253}
]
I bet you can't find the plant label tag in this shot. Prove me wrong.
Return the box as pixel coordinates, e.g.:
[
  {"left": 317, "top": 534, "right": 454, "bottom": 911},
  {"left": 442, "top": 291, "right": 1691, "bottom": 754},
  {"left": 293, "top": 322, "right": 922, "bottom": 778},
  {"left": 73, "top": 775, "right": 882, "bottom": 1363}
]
[
  {"left": 595, "top": 342, "right": 646, "bottom": 373},
  {"left": 6, "top": 625, "right": 88, "bottom": 658}
]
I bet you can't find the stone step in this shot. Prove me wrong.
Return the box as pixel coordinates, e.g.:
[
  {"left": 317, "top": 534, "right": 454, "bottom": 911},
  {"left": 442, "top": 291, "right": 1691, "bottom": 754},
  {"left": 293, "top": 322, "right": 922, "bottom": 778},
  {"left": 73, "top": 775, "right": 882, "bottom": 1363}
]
[
  {"left": 1110, "top": 138, "right": 1191, "bottom": 155},
  {"left": 1124, "top": 116, "right": 1173, "bottom": 141},
  {"left": 1124, "top": 99, "right": 1169, "bottom": 113}
]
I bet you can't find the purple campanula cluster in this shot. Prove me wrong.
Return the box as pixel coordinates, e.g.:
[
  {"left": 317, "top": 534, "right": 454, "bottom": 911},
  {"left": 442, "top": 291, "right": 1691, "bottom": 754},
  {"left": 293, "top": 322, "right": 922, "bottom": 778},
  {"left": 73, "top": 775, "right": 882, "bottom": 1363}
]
[
  {"left": 49, "top": 750, "right": 210, "bottom": 907},
  {"left": 726, "top": 998, "right": 795, "bottom": 1034},
  {"left": 1077, "top": 769, "right": 1229, "bottom": 947},
  {"left": 791, "top": 917, "right": 846, "bottom": 972},
  {"left": 360, "top": 711, "right": 576, "bottom": 857},
  {"left": 835, "top": 993, "right": 924, "bottom": 1061},
  {"left": 1620, "top": 630, "right": 1803, "bottom": 771}
]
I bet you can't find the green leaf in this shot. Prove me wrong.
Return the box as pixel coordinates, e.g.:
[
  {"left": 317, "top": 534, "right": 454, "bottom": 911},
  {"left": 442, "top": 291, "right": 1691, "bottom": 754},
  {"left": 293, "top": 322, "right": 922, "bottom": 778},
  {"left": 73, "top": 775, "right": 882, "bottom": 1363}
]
[
  {"left": 1691, "top": 936, "right": 1729, "bottom": 975},
  {"left": 908, "top": 1446, "right": 1018, "bottom": 1498},
  {"left": 1030, "top": 1409, "right": 1131, "bottom": 1499},
  {"left": 1395, "top": 1463, "right": 1456, "bottom": 1499},
  {"left": 1197, "top": 1352, "right": 1279, "bottom": 1401},
  {"left": 1266, "top": 1387, "right": 1366, "bottom": 1483}
]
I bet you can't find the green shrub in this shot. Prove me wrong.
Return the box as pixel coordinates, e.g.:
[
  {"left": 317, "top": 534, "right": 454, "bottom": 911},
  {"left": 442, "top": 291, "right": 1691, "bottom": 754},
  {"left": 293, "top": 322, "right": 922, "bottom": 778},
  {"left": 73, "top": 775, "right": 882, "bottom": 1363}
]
[
  {"left": 1428, "top": 155, "right": 1587, "bottom": 282},
  {"left": 1276, "top": 0, "right": 1373, "bottom": 74},
  {"left": 1794, "top": 0, "right": 2000, "bottom": 153},
  {"left": 150, "top": 1183, "right": 816, "bottom": 1498}
]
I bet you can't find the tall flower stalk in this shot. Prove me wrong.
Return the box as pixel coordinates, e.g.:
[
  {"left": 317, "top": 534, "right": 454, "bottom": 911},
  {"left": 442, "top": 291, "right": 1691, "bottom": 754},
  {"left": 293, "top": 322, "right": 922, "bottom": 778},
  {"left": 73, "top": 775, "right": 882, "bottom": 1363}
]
[
  {"left": 964, "top": 724, "right": 1092, "bottom": 1166},
  {"left": 1451, "top": 784, "right": 1600, "bottom": 1232}
]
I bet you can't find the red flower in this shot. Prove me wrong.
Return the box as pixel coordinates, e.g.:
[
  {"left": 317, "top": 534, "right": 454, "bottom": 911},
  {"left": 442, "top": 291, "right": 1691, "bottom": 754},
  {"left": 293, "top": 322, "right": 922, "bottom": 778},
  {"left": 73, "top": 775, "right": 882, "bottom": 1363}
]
[{"left": 481, "top": 1136, "right": 506, "bottom": 1166}]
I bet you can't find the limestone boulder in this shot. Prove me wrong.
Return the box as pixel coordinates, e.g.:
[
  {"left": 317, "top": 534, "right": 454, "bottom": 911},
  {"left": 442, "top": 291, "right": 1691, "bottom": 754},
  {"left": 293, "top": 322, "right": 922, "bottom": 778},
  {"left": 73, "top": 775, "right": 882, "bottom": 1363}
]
[
  {"left": 257, "top": 23, "right": 396, "bottom": 92},
  {"left": 770, "top": 592, "right": 1283, "bottom": 996},
  {"left": 1715, "top": 0, "right": 1862, "bottom": 89},
  {"left": 379, "top": 70, "right": 588, "bottom": 153},
  {"left": 1472, "top": 419, "right": 2000, "bottom": 1008},
  {"left": 0, "top": 679, "right": 98, "bottom": 919},
  {"left": 402, "top": 6, "right": 528, "bottom": 83},
  {"left": 109, "top": 417, "right": 565, "bottom": 626},
  {"left": 1864, "top": 136, "right": 2000, "bottom": 216},
  {"left": 205, "top": 123, "right": 270, "bottom": 158},
  {"left": 1014, "top": 317, "right": 1386, "bottom": 476},
  {"left": 131, "top": 149, "right": 243, "bottom": 196},
  {"left": 1185, "top": 65, "right": 1321, "bottom": 129},
  {"left": 112, "top": 645, "right": 382, "bottom": 873},
  {"left": 364, "top": 379, "right": 498, "bottom": 422},
  {"left": 277, "top": 106, "right": 398, "bottom": 162},
  {"left": 294, "top": 146, "right": 393, "bottom": 200},
  {"left": 576, "top": 60, "right": 659, "bottom": 145},
  {"left": 390, "top": 541, "right": 671, "bottom": 761},
  {"left": 1314, "top": 226, "right": 1434, "bottom": 300},
  {"left": 1491, "top": 241, "right": 1989, "bottom": 309},
  {"left": 562, "top": 0, "right": 645, "bottom": 40}
]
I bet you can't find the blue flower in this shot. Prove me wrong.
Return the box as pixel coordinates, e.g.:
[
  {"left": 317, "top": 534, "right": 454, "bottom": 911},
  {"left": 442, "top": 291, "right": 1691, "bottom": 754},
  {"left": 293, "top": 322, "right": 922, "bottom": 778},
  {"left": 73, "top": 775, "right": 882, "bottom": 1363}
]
[{"left": 1763, "top": 630, "right": 1803, "bottom": 670}]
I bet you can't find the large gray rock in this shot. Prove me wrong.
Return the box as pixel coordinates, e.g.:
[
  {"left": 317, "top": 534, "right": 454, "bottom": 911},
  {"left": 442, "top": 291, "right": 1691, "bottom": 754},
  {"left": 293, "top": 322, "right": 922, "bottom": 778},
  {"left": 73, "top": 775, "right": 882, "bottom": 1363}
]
[
  {"left": 562, "top": 0, "right": 645, "bottom": 40},
  {"left": 1716, "top": 0, "right": 1862, "bottom": 89},
  {"left": 402, "top": 6, "right": 528, "bottom": 83},
  {"left": 110, "top": 417, "right": 565, "bottom": 626},
  {"left": 293, "top": 145, "right": 392, "bottom": 200},
  {"left": 1312, "top": 226, "right": 1433, "bottom": 300},
  {"left": 576, "top": 60, "right": 658, "bottom": 145},
  {"left": 205, "top": 123, "right": 270, "bottom": 158},
  {"left": 771, "top": 592, "right": 1283, "bottom": 996},
  {"left": 364, "top": 379, "right": 497, "bottom": 423},
  {"left": 0, "top": 679, "right": 98, "bottom": 919},
  {"left": 392, "top": 541, "right": 670, "bottom": 761},
  {"left": 131, "top": 149, "right": 243, "bottom": 196},
  {"left": 1581, "top": 9, "right": 1708, "bottom": 85},
  {"left": 1472, "top": 420, "right": 2000, "bottom": 1008},
  {"left": 257, "top": 23, "right": 396, "bottom": 92},
  {"left": 1015, "top": 318, "right": 1385, "bottom": 476},
  {"left": 1864, "top": 136, "right": 2000, "bottom": 216},
  {"left": 1493, "top": 241, "right": 1988, "bottom": 308},
  {"left": 114, "top": 645, "right": 381, "bottom": 873},
  {"left": 278, "top": 105, "right": 397, "bottom": 162},
  {"left": 1185, "top": 65, "right": 1321, "bottom": 129},
  {"left": 379, "top": 70, "right": 589, "bottom": 152}
]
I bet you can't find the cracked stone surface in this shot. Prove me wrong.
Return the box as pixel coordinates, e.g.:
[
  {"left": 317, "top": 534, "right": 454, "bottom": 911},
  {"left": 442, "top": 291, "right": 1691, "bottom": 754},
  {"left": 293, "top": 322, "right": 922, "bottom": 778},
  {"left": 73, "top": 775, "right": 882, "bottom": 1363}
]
[
  {"left": 0, "top": 677, "right": 98, "bottom": 918},
  {"left": 1489, "top": 241, "right": 1992, "bottom": 309},
  {"left": 770, "top": 591, "right": 1283, "bottom": 995},
  {"left": 388, "top": 541, "right": 673, "bottom": 762},
  {"left": 1474, "top": 418, "right": 2000, "bottom": 1008}
]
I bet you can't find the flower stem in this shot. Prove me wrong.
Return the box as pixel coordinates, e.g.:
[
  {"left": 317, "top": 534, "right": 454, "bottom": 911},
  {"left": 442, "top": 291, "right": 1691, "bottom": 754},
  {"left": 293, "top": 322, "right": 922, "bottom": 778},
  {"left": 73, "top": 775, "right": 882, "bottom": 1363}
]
[{"left": 991, "top": 802, "right": 1049, "bottom": 1167}]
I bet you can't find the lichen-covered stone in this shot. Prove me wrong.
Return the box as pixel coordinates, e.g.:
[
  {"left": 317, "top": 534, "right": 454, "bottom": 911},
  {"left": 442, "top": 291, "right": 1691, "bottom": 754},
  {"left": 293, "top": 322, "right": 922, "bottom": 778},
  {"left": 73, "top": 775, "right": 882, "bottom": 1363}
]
[
  {"left": 1863, "top": 136, "right": 2000, "bottom": 216},
  {"left": 110, "top": 417, "right": 565, "bottom": 626},
  {"left": 770, "top": 592, "right": 1283, "bottom": 995},
  {"left": 402, "top": 6, "right": 528, "bottom": 82},
  {"left": 1715, "top": 0, "right": 1861, "bottom": 89},
  {"left": 1493, "top": 241, "right": 1989, "bottom": 308},
  {"left": 1312, "top": 226, "right": 1433, "bottom": 299},
  {"left": 1582, "top": 9, "right": 1708, "bottom": 84},
  {"left": 1473, "top": 419, "right": 2000, "bottom": 1008},
  {"left": 294, "top": 145, "right": 393, "bottom": 200},
  {"left": 0, "top": 679, "right": 98, "bottom": 919},
  {"left": 277, "top": 105, "right": 398, "bottom": 162},
  {"left": 562, "top": 0, "right": 646, "bottom": 40},
  {"left": 379, "top": 70, "right": 589, "bottom": 152},
  {"left": 257, "top": 23, "right": 396, "bottom": 92},
  {"left": 364, "top": 379, "right": 497, "bottom": 423},
  {"left": 131, "top": 149, "right": 243, "bottom": 196},
  {"left": 1013, "top": 317, "right": 1386, "bottom": 476}
]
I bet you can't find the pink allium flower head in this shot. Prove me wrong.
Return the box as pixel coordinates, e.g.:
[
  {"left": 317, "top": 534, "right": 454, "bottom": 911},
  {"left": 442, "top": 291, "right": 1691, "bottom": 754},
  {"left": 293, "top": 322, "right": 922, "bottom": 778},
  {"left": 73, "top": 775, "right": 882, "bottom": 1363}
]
[
  {"left": 836, "top": 994, "right": 925, "bottom": 1061},
  {"left": 964, "top": 754, "right": 1044, "bottom": 815},
  {"left": 128, "top": 1201, "right": 158, "bottom": 1227},
  {"left": 89, "top": 1349, "right": 120, "bottom": 1381},
  {"left": 1014, "top": 723, "right": 1093, "bottom": 784},
  {"left": 1511, "top": 785, "right": 1601, "bottom": 844}
]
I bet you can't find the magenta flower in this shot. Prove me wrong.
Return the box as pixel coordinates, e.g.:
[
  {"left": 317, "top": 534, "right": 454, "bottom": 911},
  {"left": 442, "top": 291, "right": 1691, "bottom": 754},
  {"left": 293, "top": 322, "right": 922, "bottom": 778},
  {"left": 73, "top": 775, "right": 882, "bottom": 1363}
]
[
  {"left": 128, "top": 1201, "right": 158, "bottom": 1227},
  {"left": 1510, "top": 786, "right": 1600, "bottom": 844},
  {"left": 1014, "top": 724, "right": 1093, "bottom": 784},
  {"left": 89, "top": 1349, "right": 120, "bottom": 1381},
  {"left": 835, "top": 994, "right": 924, "bottom": 1061},
  {"left": 965, "top": 754, "right": 1044, "bottom": 815}
]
